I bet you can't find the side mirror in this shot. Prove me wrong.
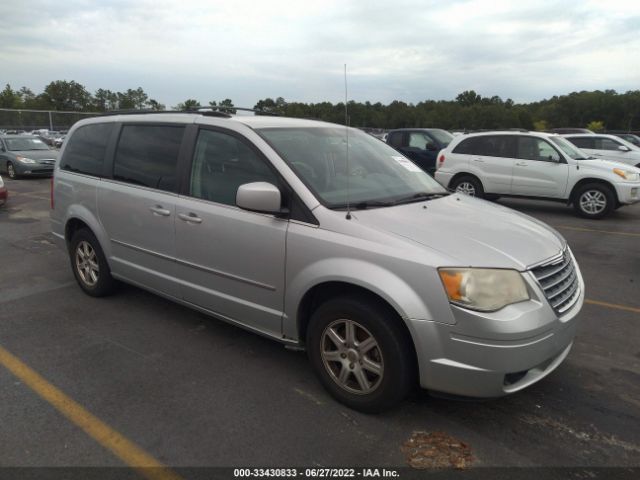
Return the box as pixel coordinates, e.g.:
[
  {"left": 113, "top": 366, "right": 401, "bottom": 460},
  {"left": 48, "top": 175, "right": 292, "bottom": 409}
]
[
  {"left": 425, "top": 142, "right": 437, "bottom": 151},
  {"left": 618, "top": 145, "right": 631, "bottom": 152},
  {"left": 549, "top": 153, "right": 561, "bottom": 163},
  {"left": 236, "top": 182, "right": 283, "bottom": 214}
]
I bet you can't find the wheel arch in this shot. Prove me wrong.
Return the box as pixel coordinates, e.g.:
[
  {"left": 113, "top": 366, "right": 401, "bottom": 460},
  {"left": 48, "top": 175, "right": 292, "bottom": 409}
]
[
  {"left": 568, "top": 178, "right": 619, "bottom": 205},
  {"left": 295, "top": 281, "right": 419, "bottom": 376},
  {"left": 449, "top": 172, "right": 485, "bottom": 191},
  {"left": 63, "top": 206, "right": 111, "bottom": 262}
]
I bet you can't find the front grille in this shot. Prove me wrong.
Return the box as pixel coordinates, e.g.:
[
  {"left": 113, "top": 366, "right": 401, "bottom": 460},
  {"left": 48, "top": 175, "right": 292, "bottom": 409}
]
[
  {"left": 530, "top": 251, "right": 580, "bottom": 315},
  {"left": 38, "top": 159, "right": 56, "bottom": 165}
]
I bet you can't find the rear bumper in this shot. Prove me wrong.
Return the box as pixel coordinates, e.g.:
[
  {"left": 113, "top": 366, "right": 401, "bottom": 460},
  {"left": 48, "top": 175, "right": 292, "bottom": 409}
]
[{"left": 434, "top": 171, "right": 454, "bottom": 188}]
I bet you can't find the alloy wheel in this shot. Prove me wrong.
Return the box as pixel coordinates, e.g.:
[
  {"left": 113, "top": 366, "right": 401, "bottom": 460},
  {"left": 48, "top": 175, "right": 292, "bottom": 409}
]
[
  {"left": 579, "top": 190, "right": 607, "bottom": 215},
  {"left": 320, "top": 319, "right": 384, "bottom": 395},
  {"left": 456, "top": 181, "right": 476, "bottom": 196},
  {"left": 75, "top": 240, "right": 100, "bottom": 287}
]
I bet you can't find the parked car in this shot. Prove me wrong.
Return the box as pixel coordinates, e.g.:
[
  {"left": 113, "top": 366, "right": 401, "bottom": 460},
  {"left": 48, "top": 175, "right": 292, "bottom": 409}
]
[
  {"left": 548, "top": 128, "right": 594, "bottom": 134},
  {"left": 0, "top": 175, "right": 7, "bottom": 206},
  {"left": 53, "top": 135, "right": 66, "bottom": 148},
  {"left": 0, "top": 135, "right": 57, "bottom": 178},
  {"left": 610, "top": 133, "right": 640, "bottom": 147},
  {"left": 386, "top": 128, "right": 454, "bottom": 174},
  {"left": 435, "top": 131, "right": 640, "bottom": 219},
  {"left": 52, "top": 113, "right": 584, "bottom": 412},
  {"left": 562, "top": 134, "right": 640, "bottom": 168}
]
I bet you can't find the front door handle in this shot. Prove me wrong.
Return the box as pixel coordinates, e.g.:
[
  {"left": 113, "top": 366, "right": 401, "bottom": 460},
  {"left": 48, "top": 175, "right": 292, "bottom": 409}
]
[
  {"left": 149, "top": 205, "right": 171, "bottom": 216},
  {"left": 178, "top": 212, "right": 203, "bottom": 224},
  {"left": 473, "top": 158, "right": 484, "bottom": 163},
  {"left": 515, "top": 162, "right": 528, "bottom": 166}
]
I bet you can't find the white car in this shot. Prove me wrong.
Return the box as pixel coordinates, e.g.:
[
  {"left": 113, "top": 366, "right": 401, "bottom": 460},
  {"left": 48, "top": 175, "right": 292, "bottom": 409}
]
[
  {"left": 562, "top": 133, "right": 640, "bottom": 168},
  {"left": 434, "top": 131, "right": 640, "bottom": 218}
]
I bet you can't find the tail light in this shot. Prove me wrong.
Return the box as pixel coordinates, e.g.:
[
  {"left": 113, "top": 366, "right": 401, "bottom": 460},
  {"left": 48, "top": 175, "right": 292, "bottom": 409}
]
[
  {"left": 50, "top": 177, "right": 54, "bottom": 210},
  {"left": 438, "top": 154, "right": 445, "bottom": 169}
]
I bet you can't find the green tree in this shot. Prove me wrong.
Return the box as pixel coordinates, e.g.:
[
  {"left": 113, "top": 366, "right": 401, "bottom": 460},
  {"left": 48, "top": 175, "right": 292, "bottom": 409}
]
[
  {"left": 218, "top": 98, "right": 236, "bottom": 114},
  {"left": 174, "top": 99, "right": 200, "bottom": 110},
  {"left": 146, "top": 99, "right": 165, "bottom": 111},
  {"left": 533, "top": 120, "right": 549, "bottom": 131},
  {"left": 43, "top": 80, "right": 92, "bottom": 111},
  {"left": 456, "top": 90, "right": 482, "bottom": 107},
  {"left": 0, "top": 84, "right": 22, "bottom": 108},
  {"left": 586, "top": 120, "right": 605, "bottom": 132}
]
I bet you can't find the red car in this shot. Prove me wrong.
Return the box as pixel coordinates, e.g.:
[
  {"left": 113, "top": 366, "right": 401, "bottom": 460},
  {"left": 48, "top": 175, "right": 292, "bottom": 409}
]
[{"left": 0, "top": 175, "right": 7, "bottom": 206}]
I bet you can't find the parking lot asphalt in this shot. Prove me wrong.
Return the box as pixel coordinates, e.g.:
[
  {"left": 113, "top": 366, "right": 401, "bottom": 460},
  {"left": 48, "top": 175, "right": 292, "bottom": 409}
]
[{"left": 0, "top": 178, "right": 639, "bottom": 475}]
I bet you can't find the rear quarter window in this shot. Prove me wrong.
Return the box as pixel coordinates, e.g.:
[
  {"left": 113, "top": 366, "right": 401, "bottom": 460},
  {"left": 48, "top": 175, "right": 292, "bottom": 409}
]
[
  {"left": 452, "top": 137, "right": 480, "bottom": 155},
  {"left": 60, "top": 123, "right": 114, "bottom": 176}
]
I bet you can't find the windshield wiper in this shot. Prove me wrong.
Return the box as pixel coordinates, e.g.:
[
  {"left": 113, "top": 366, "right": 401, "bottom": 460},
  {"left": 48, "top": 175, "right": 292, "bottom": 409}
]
[
  {"left": 351, "top": 200, "right": 396, "bottom": 210},
  {"left": 392, "top": 191, "right": 449, "bottom": 205}
]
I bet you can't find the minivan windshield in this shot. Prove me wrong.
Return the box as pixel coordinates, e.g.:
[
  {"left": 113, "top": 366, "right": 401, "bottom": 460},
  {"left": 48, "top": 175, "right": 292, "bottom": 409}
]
[
  {"left": 258, "top": 127, "right": 447, "bottom": 208},
  {"left": 549, "top": 136, "right": 591, "bottom": 160},
  {"left": 5, "top": 137, "right": 50, "bottom": 151}
]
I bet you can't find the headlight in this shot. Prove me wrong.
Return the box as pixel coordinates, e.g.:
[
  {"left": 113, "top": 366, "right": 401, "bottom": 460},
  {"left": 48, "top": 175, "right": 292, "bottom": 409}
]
[
  {"left": 613, "top": 168, "right": 640, "bottom": 181},
  {"left": 438, "top": 268, "right": 530, "bottom": 312},
  {"left": 16, "top": 155, "right": 36, "bottom": 164}
]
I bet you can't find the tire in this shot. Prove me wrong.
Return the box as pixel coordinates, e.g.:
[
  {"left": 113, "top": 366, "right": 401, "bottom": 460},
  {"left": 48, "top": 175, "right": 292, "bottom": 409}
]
[
  {"left": 573, "top": 183, "right": 615, "bottom": 219},
  {"left": 450, "top": 175, "right": 484, "bottom": 198},
  {"left": 7, "top": 162, "right": 17, "bottom": 179},
  {"left": 69, "top": 228, "right": 117, "bottom": 296},
  {"left": 306, "top": 295, "right": 415, "bottom": 413}
]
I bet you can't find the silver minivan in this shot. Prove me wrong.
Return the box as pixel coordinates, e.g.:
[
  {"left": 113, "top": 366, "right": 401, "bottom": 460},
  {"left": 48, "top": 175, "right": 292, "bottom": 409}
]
[{"left": 51, "top": 112, "right": 584, "bottom": 412}]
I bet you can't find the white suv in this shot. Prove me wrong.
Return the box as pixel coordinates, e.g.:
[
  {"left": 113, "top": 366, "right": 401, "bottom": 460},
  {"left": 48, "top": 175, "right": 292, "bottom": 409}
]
[{"left": 435, "top": 131, "right": 640, "bottom": 218}]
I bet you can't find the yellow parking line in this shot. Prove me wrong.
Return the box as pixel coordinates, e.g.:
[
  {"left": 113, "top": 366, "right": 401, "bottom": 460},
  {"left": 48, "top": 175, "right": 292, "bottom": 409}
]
[
  {"left": 0, "top": 345, "right": 182, "bottom": 480},
  {"left": 586, "top": 299, "right": 640, "bottom": 314},
  {"left": 554, "top": 225, "right": 640, "bottom": 237}
]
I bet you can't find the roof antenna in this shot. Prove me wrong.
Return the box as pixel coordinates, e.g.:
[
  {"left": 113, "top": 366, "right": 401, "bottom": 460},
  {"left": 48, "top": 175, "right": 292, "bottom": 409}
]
[{"left": 344, "top": 64, "right": 352, "bottom": 220}]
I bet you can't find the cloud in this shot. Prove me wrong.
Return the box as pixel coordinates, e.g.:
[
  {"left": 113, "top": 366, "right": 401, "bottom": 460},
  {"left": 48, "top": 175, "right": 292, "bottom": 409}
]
[{"left": 1, "top": 0, "right": 639, "bottom": 107}]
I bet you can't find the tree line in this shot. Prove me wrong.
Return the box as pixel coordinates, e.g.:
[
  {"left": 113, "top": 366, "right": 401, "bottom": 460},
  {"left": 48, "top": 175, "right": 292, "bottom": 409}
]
[{"left": 1, "top": 80, "right": 639, "bottom": 131}]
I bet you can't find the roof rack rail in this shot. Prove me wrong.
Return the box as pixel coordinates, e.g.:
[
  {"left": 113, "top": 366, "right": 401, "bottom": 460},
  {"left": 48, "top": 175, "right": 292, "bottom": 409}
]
[{"left": 95, "top": 106, "right": 279, "bottom": 118}]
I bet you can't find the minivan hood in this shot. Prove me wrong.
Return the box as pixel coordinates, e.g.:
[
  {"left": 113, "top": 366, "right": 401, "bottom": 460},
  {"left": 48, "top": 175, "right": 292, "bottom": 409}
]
[{"left": 352, "top": 195, "right": 565, "bottom": 270}]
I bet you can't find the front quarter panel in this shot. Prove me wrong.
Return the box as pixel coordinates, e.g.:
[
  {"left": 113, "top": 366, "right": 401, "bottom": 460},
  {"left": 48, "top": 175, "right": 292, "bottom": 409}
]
[{"left": 283, "top": 219, "right": 459, "bottom": 343}]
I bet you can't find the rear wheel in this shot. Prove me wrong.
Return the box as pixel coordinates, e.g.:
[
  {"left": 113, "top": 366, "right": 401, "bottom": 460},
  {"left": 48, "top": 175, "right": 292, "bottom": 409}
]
[
  {"left": 7, "top": 162, "right": 17, "bottom": 179},
  {"left": 451, "top": 175, "right": 484, "bottom": 198},
  {"left": 69, "top": 228, "right": 117, "bottom": 296},
  {"left": 573, "top": 183, "right": 615, "bottom": 219},
  {"left": 306, "top": 296, "right": 414, "bottom": 413}
]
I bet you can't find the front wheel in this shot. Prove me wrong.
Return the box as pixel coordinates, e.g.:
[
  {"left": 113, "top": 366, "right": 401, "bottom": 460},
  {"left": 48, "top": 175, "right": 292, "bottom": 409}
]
[
  {"left": 306, "top": 296, "right": 414, "bottom": 413},
  {"left": 451, "top": 175, "right": 484, "bottom": 198},
  {"left": 7, "top": 162, "right": 17, "bottom": 179},
  {"left": 573, "top": 183, "right": 615, "bottom": 219}
]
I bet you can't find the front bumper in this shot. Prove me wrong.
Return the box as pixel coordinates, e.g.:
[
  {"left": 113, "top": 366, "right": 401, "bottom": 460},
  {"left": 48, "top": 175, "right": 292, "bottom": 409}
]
[
  {"left": 410, "top": 251, "right": 584, "bottom": 398},
  {"left": 15, "top": 164, "right": 54, "bottom": 176},
  {"left": 614, "top": 182, "right": 640, "bottom": 205}
]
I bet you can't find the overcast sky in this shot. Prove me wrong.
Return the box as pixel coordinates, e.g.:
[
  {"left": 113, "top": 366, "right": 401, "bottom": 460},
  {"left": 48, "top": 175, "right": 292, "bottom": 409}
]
[{"left": 2, "top": 0, "right": 639, "bottom": 108}]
